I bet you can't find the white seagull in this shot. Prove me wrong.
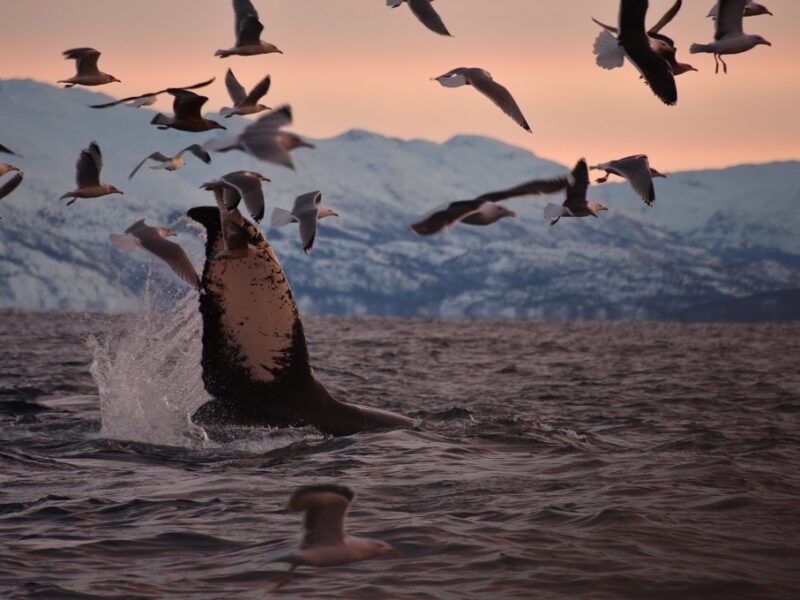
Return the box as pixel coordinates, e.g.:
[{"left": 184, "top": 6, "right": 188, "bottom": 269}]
[
  {"left": 216, "top": 0, "right": 282, "bottom": 58},
  {"left": 129, "top": 145, "right": 211, "bottom": 180},
  {"left": 271, "top": 191, "right": 338, "bottom": 255},
  {"left": 433, "top": 67, "right": 531, "bottom": 132},
  {"left": 544, "top": 159, "right": 608, "bottom": 226},
  {"left": 273, "top": 485, "right": 399, "bottom": 588},
  {"left": 58, "top": 48, "right": 120, "bottom": 87},
  {"left": 590, "top": 155, "right": 666, "bottom": 206},
  {"left": 387, "top": 0, "right": 452, "bottom": 37},
  {"left": 691, "top": 0, "right": 771, "bottom": 74},
  {"left": 110, "top": 220, "right": 201, "bottom": 291},
  {"left": 59, "top": 142, "right": 123, "bottom": 206},
  {"left": 220, "top": 69, "right": 271, "bottom": 118}
]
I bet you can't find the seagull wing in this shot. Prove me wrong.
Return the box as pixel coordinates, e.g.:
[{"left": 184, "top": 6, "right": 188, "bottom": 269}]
[
  {"left": 89, "top": 95, "right": 150, "bottom": 109},
  {"left": 223, "top": 218, "right": 250, "bottom": 253},
  {"left": 0, "top": 143, "right": 19, "bottom": 156},
  {"left": 170, "top": 90, "right": 208, "bottom": 120},
  {"left": 716, "top": 0, "right": 746, "bottom": 39},
  {"left": 182, "top": 144, "right": 212, "bottom": 164},
  {"left": 64, "top": 48, "right": 101, "bottom": 76},
  {"left": 649, "top": 0, "right": 682, "bottom": 34},
  {"left": 76, "top": 142, "right": 102, "bottom": 188},
  {"left": 237, "top": 106, "right": 295, "bottom": 167},
  {"left": 409, "top": 198, "right": 484, "bottom": 235},
  {"left": 610, "top": 155, "right": 656, "bottom": 206},
  {"left": 237, "top": 14, "right": 264, "bottom": 47},
  {"left": 563, "top": 159, "right": 590, "bottom": 211},
  {"left": 137, "top": 229, "right": 201, "bottom": 291},
  {"left": 129, "top": 152, "right": 171, "bottom": 179},
  {"left": 473, "top": 176, "right": 571, "bottom": 203},
  {"left": 463, "top": 69, "right": 531, "bottom": 132},
  {"left": 291, "top": 191, "right": 322, "bottom": 214},
  {"left": 289, "top": 485, "right": 354, "bottom": 548},
  {"left": 222, "top": 171, "right": 266, "bottom": 222},
  {"left": 407, "top": 0, "right": 452, "bottom": 36},
  {"left": 0, "top": 172, "right": 23, "bottom": 201},
  {"left": 224, "top": 69, "right": 248, "bottom": 105},
  {"left": 243, "top": 74, "right": 272, "bottom": 105},
  {"left": 618, "top": 0, "right": 677, "bottom": 105}
]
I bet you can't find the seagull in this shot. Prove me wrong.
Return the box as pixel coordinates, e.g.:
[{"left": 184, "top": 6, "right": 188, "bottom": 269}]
[
  {"left": 58, "top": 48, "right": 120, "bottom": 87},
  {"left": 220, "top": 69, "right": 271, "bottom": 118},
  {"left": 0, "top": 163, "right": 21, "bottom": 177},
  {"left": 200, "top": 185, "right": 259, "bottom": 259},
  {"left": 409, "top": 174, "right": 572, "bottom": 235},
  {"left": 216, "top": 0, "right": 282, "bottom": 58},
  {"left": 592, "top": 0, "right": 678, "bottom": 105},
  {"left": 201, "top": 170, "right": 270, "bottom": 223},
  {"left": 691, "top": 0, "right": 771, "bottom": 74},
  {"left": 270, "top": 191, "right": 337, "bottom": 254},
  {"left": 0, "top": 143, "right": 21, "bottom": 157},
  {"left": 708, "top": 0, "right": 772, "bottom": 18},
  {"left": 129, "top": 145, "right": 211, "bottom": 180},
  {"left": 593, "top": 0, "right": 697, "bottom": 76},
  {"left": 544, "top": 159, "right": 608, "bottom": 226},
  {"left": 88, "top": 77, "right": 215, "bottom": 109},
  {"left": 151, "top": 90, "right": 226, "bottom": 132},
  {"left": 273, "top": 485, "right": 399, "bottom": 588},
  {"left": 109, "top": 220, "right": 201, "bottom": 291},
  {"left": 0, "top": 172, "right": 23, "bottom": 212},
  {"left": 387, "top": 0, "right": 452, "bottom": 37},
  {"left": 59, "top": 142, "right": 123, "bottom": 206},
  {"left": 433, "top": 67, "right": 531, "bottom": 132},
  {"left": 590, "top": 155, "right": 665, "bottom": 206},
  {"left": 204, "top": 105, "right": 314, "bottom": 169}
]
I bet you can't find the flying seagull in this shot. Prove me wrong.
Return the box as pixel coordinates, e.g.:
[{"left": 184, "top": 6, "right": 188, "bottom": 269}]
[
  {"left": 58, "top": 48, "right": 120, "bottom": 87},
  {"left": 216, "top": 0, "right": 282, "bottom": 58},
  {"left": 0, "top": 143, "right": 21, "bottom": 157},
  {"left": 204, "top": 105, "right": 314, "bottom": 169},
  {"left": 593, "top": 0, "right": 697, "bottom": 77},
  {"left": 593, "top": 0, "right": 678, "bottom": 105},
  {"left": 544, "top": 159, "right": 608, "bottom": 225},
  {"left": 433, "top": 67, "right": 531, "bottom": 132},
  {"left": 220, "top": 69, "right": 271, "bottom": 118},
  {"left": 0, "top": 171, "right": 23, "bottom": 213},
  {"left": 109, "top": 220, "right": 201, "bottom": 291},
  {"left": 409, "top": 174, "right": 572, "bottom": 235},
  {"left": 273, "top": 485, "right": 399, "bottom": 588},
  {"left": 151, "top": 90, "right": 226, "bottom": 132},
  {"left": 271, "top": 191, "right": 337, "bottom": 254},
  {"left": 59, "top": 142, "right": 123, "bottom": 206},
  {"left": 387, "top": 0, "right": 452, "bottom": 37},
  {"left": 200, "top": 184, "right": 259, "bottom": 260},
  {"left": 590, "top": 155, "right": 665, "bottom": 206},
  {"left": 129, "top": 145, "right": 211, "bottom": 180},
  {"left": 707, "top": 0, "right": 772, "bottom": 18},
  {"left": 89, "top": 77, "right": 215, "bottom": 109},
  {"left": 691, "top": 0, "right": 771, "bottom": 74},
  {"left": 201, "top": 170, "right": 271, "bottom": 223}
]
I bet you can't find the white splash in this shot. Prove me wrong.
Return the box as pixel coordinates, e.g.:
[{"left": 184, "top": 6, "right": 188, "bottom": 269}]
[{"left": 89, "top": 280, "right": 211, "bottom": 447}]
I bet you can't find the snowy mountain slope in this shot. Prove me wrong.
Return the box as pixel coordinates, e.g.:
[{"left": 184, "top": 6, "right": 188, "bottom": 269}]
[{"left": 0, "top": 79, "right": 798, "bottom": 320}]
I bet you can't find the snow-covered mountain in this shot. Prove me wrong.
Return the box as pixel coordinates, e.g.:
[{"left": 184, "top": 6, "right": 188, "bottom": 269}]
[{"left": 1, "top": 79, "right": 798, "bottom": 320}]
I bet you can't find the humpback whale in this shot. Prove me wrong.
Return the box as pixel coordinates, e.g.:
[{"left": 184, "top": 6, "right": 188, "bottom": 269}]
[{"left": 187, "top": 206, "right": 414, "bottom": 436}]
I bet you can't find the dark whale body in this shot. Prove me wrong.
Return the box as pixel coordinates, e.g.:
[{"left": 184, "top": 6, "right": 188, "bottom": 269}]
[{"left": 187, "top": 206, "right": 413, "bottom": 436}]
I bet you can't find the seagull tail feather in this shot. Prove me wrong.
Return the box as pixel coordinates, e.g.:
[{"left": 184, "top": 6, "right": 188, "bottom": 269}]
[
  {"left": 270, "top": 208, "right": 294, "bottom": 229},
  {"left": 689, "top": 43, "right": 712, "bottom": 55},
  {"left": 593, "top": 31, "right": 625, "bottom": 69}
]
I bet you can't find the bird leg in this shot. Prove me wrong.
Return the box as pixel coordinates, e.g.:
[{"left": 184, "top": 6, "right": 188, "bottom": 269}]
[
  {"left": 720, "top": 55, "right": 728, "bottom": 75},
  {"left": 714, "top": 54, "right": 720, "bottom": 74}
]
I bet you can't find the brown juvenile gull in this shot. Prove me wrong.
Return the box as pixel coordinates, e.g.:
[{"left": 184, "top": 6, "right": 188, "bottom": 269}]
[
  {"left": 409, "top": 174, "right": 571, "bottom": 236},
  {"left": 691, "top": 0, "right": 771, "bottom": 74},
  {"left": 387, "top": 0, "right": 452, "bottom": 37},
  {"left": 109, "top": 220, "right": 201, "bottom": 291},
  {"left": 204, "top": 105, "right": 314, "bottom": 169},
  {"left": 220, "top": 69, "right": 271, "bottom": 118},
  {"left": 129, "top": 145, "right": 211, "bottom": 180},
  {"left": 433, "top": 67, "right": 531, "bottom": 132},
  {"left": 544, "top": 159, "right": 608, "bottom": 226},
  {"left": 590, "top": 155, "right": 665, "bottom": 206},
  {"left": 59, "top": 142, "right": 123, "bottom": 206},
  {"left": 89, "top": 77, "right": 215, "bottom": 109},
  {"left": 593, "top": 0, "right": 697, "bottom": 76},
  {"left": 270, "top": 191, "right": 338, "bottom": 255},
  {"left": 0, "top": 143, "right": 21, "bottom": 157},
  {"left": 273, "top": 484, "right": 399, "bottom": 588},
  {"left": 58, "top": 48, "right": 120, "bottom": 88},
  {"left": 708, "top": 0, "right": 772, "bottom": 19},
  {"left": 216, "top": 0, "right": 283, "bottom": 58},
  {"left": 151, "top": 90, "right": 226, "bottom": 132},
  {"left": 201, "top": 170, "right": 271, "bottom": 223}
]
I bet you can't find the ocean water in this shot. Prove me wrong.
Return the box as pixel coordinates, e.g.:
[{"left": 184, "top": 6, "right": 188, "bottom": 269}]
[{"left": 1, "top": 307, "right": 799, "bottom": 599}]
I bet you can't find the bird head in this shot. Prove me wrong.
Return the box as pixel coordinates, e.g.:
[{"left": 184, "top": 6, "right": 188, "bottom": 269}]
[
  {"left": 264, "top": 44, "right": 283, "bottom": 55},
  {"left": 755, "top": 36, "right": 772, "bottom": 47},
  {"left": 650, "top": 168, "right": 667, "bottom": 179},
  {"left": 110, "top": 186, "right": 124, "bottom": 195},
  {"left": 674, "top": 62, "right": 698, "bottom": 75},
  {"left": 490, "top": 203, "right": 516, "bottom": 219},
  {"left": 158, "top": 228, "right": 177, "bottom": 238},
  {"left": 111, "top": 76, "right": 122, "bottom": 83},
  {"left": 589, "top": 202, "right": 608, "bottom": 216},
  {"left": 319, "top": 207, "right": 338, "bottom": 219}
]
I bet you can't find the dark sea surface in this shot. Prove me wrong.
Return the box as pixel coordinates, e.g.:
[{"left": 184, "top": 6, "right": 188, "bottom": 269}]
[{"left": 1, "top": 308, "right": 799, "bottom": 599}]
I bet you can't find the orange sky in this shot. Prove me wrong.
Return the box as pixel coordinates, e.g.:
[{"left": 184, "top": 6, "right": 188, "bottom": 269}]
[{"left": 1, "top": 0, "right": 798, "bottom": 171}]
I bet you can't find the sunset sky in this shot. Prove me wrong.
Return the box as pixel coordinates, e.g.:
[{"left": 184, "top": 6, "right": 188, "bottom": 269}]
[{"left": 1, "top": 0, "right": 798, "bottom": 171}]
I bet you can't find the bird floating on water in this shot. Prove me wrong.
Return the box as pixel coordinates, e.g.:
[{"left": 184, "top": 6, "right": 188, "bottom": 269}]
[
  {"left": 220, "top": 69, "right": 271, "bottom": 118},
  {"left": 201, "top": 170, "right": 271, "bottom": 223},
  {"left": 89, "top": 77, "right": 215, "bottom": 109},
  {"left": 151, "top": 90, "right": 226, "bottom": 132},
  {"left": 433, "top": 67, "right": 531, "bottom": 132},
  {"left": 216, "top": 0, "right": 282, "bottom": 58},
  {"left": 271, "top": 191, "right": 337, "bottom": 255},
  {"left": 59, "top": 142, "right": 123, "bottom": 206},
  {"left": 387, "top": 0, "right": 452, "bottom": 37},
  {"left": 590, "top": 155, "right": 665, "bottom": 206},
  {"left": 544, "top": 159, "right": 608, "bottom": 226},
  {"left": 129, "top": 145, "right": 211, "bottom": 180},
  {"left": 691, "top": 0, "right": 771, "bottom": 74},
  {"left": 58, "top": 48, "right": 120, "bottom": 87},
  {"left": 109, "top": 220, "right": 201, "bottom": 291}
]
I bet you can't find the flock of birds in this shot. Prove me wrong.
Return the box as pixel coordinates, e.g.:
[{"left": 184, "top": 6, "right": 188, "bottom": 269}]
[{"left": 0, "top": 0, "right": 776, "bottom": 584}]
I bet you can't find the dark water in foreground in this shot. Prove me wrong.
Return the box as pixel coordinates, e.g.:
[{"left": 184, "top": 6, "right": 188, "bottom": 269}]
[{"left": 1, "top": 310, "right": 799, "bottom": 599}]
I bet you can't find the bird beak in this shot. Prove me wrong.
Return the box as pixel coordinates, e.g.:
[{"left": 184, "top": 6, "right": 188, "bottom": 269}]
[
  {"left": 763, "top": 40, "right": 772, "bottom": 46},
  {"left": 506, "top": 210, "right": 517, "bottom": 218}
]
